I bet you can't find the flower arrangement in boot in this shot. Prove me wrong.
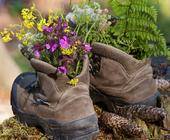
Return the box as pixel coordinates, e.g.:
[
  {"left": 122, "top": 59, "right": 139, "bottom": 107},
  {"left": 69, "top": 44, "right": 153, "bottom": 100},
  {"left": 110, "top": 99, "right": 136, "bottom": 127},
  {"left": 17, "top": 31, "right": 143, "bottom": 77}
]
[
  {"left": 1, "top": 4, "right": 99, "bottom": 139},
  {"left": 0, "top": 4, "right": 92, "bottom": 86}
]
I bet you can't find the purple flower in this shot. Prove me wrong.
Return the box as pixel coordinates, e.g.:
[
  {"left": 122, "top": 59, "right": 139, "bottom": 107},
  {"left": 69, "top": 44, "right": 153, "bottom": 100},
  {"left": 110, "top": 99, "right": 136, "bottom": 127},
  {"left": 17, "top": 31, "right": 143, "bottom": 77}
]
[
  {"left": 84, "top": 44, "right": 92, "bottom": 52},
  {"left": 63, "top": 22, "right": 68, "bottom": 29},
  {"left": 71, "top": 31, "right": 76, "bottom": 36},
  {"left": 51, "top": 44, "right": 57, "bottom": 52},
  {"left": 58, "top": 17, "right": 62, "bottom": 24},
  {"left": 34, "top": 50, "right": 40, "bottom": 59},
  {"left": 45, "top": 44, "right": 51, "bottom": 49},
  {"left": 45, "top": 41, "right": 58, "bottom": 53},
  {"left": 59, "top": 36, "right": 70, "bottom": 49},
  {"left": 57, "top": 66, "right": 67, "bottom": 75},
  {"left": 43, "top": 26, "right": 53, "bottom": 33},
  {"left": 33, "top": 44, "right": 43, "bottom": 51},
  {"left": 55, "top": 17, "right": 62, "bottom": 30}
]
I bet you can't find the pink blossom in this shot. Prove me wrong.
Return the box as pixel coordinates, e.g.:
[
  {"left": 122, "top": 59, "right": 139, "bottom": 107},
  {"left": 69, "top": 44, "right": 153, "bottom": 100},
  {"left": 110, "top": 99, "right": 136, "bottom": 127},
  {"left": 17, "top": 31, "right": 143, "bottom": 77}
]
[
  {"left": 34, "top": 50, "right": 40, "bottom": 59},
  {"left": 59, "top": 36, "right": 70, "bottom": 49},
  {"left": 84, "top": 44, "right": 92, "bottom": 52},
  {"left": 57, "top": 66, "right": 67, "bottom": 75}
]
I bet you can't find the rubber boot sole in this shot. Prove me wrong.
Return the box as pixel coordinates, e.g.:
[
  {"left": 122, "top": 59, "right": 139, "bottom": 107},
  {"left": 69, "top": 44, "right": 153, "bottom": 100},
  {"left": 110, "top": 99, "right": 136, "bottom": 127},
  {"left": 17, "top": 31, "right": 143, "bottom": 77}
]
[
  {"left": 11, "top": 72, "right": 99, "bottom": 140},
  {"left": 90, "top": 84, "right": 160, "bottom": 109}
]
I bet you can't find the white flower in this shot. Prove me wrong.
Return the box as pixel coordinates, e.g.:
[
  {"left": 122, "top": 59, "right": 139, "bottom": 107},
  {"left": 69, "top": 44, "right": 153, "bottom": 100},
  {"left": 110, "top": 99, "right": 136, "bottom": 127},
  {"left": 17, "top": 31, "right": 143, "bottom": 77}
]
[
  {"left": 85, "top": 8, "right": 94, "bottom": 15},
  {"left": 83, "top": 5, "right": 90, "bottom": 9},
  {"left": 66, "top": 13, "right": 76, "bottom": 23},
  {"left": 93, "top": 2, "right": 100, "bottom": 9},
  {"left": 18, "top": 43, "right": 24, "bottom": 50}
]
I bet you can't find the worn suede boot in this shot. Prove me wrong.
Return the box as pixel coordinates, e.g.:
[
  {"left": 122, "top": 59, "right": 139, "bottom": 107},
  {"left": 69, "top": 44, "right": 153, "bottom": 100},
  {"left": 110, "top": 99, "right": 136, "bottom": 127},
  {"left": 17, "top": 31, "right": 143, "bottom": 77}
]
[
  {"left": 11, "top": 55, "right": 99, "bottom": 140},
  {"left": 90, "top": 42, "right": 160, "bottom": 108}
]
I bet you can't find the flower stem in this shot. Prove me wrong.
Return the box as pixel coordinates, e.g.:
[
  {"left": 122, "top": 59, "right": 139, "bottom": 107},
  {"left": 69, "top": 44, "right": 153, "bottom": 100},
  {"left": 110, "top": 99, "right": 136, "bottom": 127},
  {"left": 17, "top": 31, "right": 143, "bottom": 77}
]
[
  {"left": 75, "top": 60, "right": 81, "bottom": 75},
  {"left": 84, "top": 22, "right": 96, "bottom": 43},
  {"left": 35, "top": 9, "right": 43, "bottom": 19},
  {"left": 76, "top": 24, "right": 81, "bottom": 35}
]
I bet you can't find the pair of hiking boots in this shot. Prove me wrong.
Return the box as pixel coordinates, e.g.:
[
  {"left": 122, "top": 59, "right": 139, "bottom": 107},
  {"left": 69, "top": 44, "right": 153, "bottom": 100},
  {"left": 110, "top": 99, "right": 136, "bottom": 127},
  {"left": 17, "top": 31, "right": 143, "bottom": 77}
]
[{"left": 11, "top": 43, "right": 159, "bottom": 140}]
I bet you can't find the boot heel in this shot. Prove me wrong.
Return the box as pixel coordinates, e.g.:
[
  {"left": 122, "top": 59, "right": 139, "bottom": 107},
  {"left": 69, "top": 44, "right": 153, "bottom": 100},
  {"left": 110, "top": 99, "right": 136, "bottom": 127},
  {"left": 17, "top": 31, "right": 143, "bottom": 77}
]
[
  {"left": 12, "top": 105, "right": 39, "bottom": 127},
  {"left": 90, "top": 85, "right": 116, "bottom": 112},
  {"left": 53, "top": 131, "right": 99, "bottom": 140},
  {"left": 50, "top": 114, "right": 99, "bottom": 140}
]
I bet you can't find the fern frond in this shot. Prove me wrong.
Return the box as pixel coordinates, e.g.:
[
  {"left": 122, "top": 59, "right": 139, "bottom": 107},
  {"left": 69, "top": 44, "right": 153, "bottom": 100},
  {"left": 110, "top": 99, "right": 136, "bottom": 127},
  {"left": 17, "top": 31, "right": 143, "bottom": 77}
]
[
  {"left": 109, "top": 0, "right": 168, "bottom": 59},
  {"left": 130, "top": 5, "right": 157, "bottom": 22}
]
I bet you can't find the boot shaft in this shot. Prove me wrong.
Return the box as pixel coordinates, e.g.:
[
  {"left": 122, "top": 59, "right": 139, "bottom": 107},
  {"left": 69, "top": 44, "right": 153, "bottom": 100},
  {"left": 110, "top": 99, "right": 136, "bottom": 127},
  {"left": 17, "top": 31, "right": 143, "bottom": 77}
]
[{"left": 91, "top": 43, "right": 157, "bottom": 104}]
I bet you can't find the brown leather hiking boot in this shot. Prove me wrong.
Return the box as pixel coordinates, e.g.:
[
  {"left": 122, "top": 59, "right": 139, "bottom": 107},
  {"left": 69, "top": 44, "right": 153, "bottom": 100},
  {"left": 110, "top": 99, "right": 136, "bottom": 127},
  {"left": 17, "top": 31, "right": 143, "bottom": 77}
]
[
  {"left": 90, "top": 42, "right": 160, "bottom": 108},
  {"left": 11, "top": 55, "right": 99, "bottom": 140}
]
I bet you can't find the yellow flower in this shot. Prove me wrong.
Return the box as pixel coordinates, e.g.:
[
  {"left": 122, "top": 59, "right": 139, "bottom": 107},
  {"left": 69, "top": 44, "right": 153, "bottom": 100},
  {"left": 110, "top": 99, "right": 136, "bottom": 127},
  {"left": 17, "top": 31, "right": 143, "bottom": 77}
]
[
  {"left": 21, "top": 9, "right": 36, "bottom": 20},
  {"left": 64, "top": 27, "right": 70, "bottom": 33},
  {"left": 23, "top": 40, "right": 29, "bottom": 46},
  {"left": 16, "top": 33, "right": 22, "bottom": 40},
  {"left": 21, "top": 7, "right": 36, "bottom": 29},
  {"left": 68, "top": 78, "right": 79, "bottom": 86},
  {"left": 0, "top": 28, "right": 8, "bottom": 36},
  {"left": 22, "top": 33, "right": 33, "bottom": 46},
  {"left": 16, "top": 32, "right": 25, "bottom": 41},
  {"left": 37, "top": 18, "right": 47, "bottom": 31},
  {"left": 47, "top": 11, "right": 58, "bottom": 26},
  {"left": 23, "top": 20, "right": 34, "bottom": 28},
  {"left": 47, "top": 15, "right": 52, "bottom": 26},
  {"left": 1, "top": 28, "right": 12, "bottom": 42},
  {"left": 2, "top": 33, "right": 12, "bottom": 42},
  {"left": 21, "top": 8, "right": 30, "bottom": 18},
  {"left": 30, "top": 3, "right": 35, "bottom": 11},
  {"left": 61, "top": 48, "right": 75, "bottom": 55}
]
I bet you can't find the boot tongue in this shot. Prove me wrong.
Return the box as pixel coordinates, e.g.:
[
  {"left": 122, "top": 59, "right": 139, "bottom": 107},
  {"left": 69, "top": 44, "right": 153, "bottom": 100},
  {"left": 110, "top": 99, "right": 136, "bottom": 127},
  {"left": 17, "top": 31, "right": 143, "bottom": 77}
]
[
  {"left": 55, "top": 75, "right": 70, "bottom": 92},
  {"left": 36, "top": 72, "right": 70, "bottom": 103},
  {"left": 92, "top": 42, "right": 147, "bottom": 74},
  {"left": 31, "top": 58, "right": 57, "bottom": 75}
]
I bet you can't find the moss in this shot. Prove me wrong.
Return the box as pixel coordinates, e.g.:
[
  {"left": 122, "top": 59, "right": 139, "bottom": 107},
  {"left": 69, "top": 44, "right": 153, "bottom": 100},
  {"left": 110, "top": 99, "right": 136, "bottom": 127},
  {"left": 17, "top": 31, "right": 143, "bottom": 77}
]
[
  {"left": 0, "top": 117, "right": 48, "bottom": 140},
  {"left": 0, "top": 115, "right": 168, "bottom": 140},
  {"left": 0, "top": 96, "right": 169, "bottom": 139},
  {"left": 135, "top": 119, "right": 169, "bottom": 140}
]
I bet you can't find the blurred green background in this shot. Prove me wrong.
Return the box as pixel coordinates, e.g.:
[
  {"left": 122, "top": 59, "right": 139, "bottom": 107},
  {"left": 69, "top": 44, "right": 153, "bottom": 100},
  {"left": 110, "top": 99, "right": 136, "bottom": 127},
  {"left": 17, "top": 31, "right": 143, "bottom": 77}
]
[{"left": 157, "top": 0, "right": 170, "bottom": 43}]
